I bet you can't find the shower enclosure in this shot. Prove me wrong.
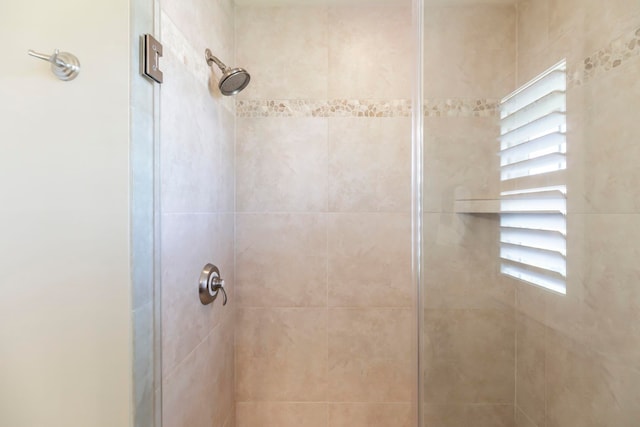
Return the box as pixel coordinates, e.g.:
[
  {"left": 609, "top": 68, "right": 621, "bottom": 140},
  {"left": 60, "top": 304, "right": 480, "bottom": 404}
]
[
  {"left": 2, "top": 0, "right": 636, "bottom": 423},
  {"left": 419, "top": 1, "right": 640, "bottom": 427},
  {"left": 135, "top": 0, "right": 640, "bottom": 426}
]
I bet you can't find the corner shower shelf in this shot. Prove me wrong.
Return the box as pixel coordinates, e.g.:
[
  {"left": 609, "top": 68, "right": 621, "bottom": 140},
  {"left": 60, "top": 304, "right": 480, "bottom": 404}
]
[
  {"left": 454, "top": 198, "right": 501, "bottom": 214},
  {"left": 455, "top": 195, "right": 567, "bottom": 214}
]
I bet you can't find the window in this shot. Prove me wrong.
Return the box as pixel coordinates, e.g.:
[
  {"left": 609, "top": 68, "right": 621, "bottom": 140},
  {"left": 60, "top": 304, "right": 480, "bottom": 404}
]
[{"left": 499, "top": 61, "right": 567, "bottom": 294}]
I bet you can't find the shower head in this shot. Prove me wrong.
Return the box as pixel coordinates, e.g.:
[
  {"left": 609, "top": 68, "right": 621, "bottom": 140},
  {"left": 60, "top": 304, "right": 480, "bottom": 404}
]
[{"left": 205, "top": 49, "right": 251, "bottom": 96}]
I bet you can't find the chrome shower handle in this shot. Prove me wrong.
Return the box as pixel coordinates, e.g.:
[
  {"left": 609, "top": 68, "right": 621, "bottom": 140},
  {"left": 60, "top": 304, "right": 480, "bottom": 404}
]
[
  {"left": 28, "top": 49, "right": 80, "bottom": 81},
  {"left": 209, "top": 276, "right": 227, "bottom": 306},
  {"left": 199, "top": 263, "right": 228, "bottom": 306}
]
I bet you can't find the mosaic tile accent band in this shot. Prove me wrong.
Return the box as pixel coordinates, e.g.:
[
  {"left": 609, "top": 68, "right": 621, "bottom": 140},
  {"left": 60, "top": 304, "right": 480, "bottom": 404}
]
[
  {"left": 425, "top": 98, "right": 500, "bottom": 117},
  {"left": 236, "top": 99, "right": 410, "bottom": 118},
  {"left": 236, "top": 98, "right": 501, "bottom": 118},
  {"left": 570, "top": 26, "right": 640, "bottom": 86}
]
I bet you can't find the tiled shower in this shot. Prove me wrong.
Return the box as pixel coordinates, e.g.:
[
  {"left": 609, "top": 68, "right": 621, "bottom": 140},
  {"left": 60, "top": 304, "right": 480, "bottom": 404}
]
[
  {"left": 152, "top": 1, "right": 640, "bottom": 427},
  {"left": 234, "top": 4, "right": 413, "bottom": 426},
  {"left": 423, "top": 1, "right": 640, "bottom": 426}
]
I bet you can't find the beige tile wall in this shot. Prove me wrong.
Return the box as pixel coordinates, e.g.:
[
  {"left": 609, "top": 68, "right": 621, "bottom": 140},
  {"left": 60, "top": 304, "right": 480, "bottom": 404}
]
[
  {"left": 235, "top": 4, "right": 414, "bottom": 427},
  {"left": 515, "top": 1, "right": 640, "bottom": 426},
  {"left": 156, "top": 2, "right": 640, "bottom": 427},
  {"left": 424, "top": 5, "right": 515, "bottom": 100},
  {"left": 422, "top": 4, "right": 517, "bottom": 427},
  {"left": 423, "top": 2, "right": 640, "bottom": 426},
  {"left": 159, "top": 0, "right": 236, "bottom": 426}
]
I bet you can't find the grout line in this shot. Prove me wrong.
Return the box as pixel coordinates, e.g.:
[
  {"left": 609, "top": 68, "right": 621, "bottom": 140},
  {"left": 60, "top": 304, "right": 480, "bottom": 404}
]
[
  {"left": 235, "top": 401, "right": 415, "bottom": 405},
  {"left": 235, "top": 306, "right": 415, "bottom": 310},
  {"left": 514, "top": 0, "right": 520, "bottom": 89},
  {"left": 325, "top": 110, "right": 330, "bottom": 415},
  {"left": 232, "top": 211, "right": 413, "bottom": 215},
  {"left": 514, "top": 300, "right": 518, "bottom": 423},
  {"left": 233, "top": 17, "right": 239, "bottom": 411},
  {"left": 543, "top": 314, "right": 547, "bottom": 427}
]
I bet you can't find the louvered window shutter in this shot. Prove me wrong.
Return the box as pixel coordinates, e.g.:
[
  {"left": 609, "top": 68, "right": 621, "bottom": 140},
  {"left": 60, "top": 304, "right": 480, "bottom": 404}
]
[{"left": 499, "top": 61, "right": 567, "bottom": 294}]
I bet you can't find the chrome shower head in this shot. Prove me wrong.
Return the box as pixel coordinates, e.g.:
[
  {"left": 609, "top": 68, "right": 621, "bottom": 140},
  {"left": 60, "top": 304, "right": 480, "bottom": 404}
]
[{"left": 205, "top": 49, "right": 251, "bottom": 96}]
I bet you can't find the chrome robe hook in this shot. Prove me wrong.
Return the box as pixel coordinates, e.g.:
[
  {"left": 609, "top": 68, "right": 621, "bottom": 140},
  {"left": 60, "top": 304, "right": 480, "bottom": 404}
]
[{"left": 28, "top": 49, "right": 80, "bottom": 81}]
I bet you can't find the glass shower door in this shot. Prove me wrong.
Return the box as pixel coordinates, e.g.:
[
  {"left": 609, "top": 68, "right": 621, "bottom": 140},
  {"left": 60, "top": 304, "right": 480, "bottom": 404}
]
[{"left": 420, "top": 1, "right": 640, "bottom": 426}]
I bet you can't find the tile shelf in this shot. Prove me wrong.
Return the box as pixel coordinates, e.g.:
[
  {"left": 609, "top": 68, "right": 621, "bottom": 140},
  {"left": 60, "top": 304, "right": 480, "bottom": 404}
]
[
  {"left": 454, "top": 198, "right": 501, "bottom": 214},
  {"left": 454, "top": 198, "right": 565, "bottom": 214}
]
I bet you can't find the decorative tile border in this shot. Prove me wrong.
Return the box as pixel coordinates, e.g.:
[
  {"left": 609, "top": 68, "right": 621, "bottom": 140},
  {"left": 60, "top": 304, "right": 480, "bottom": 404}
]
[
  {"left": 236, "top": 98, "right": 500, "bottom": 118},
  {"left": 236, "top": 99, "right": 411, "bottom": 118},
  {"left": 424, "top": 99, "right": 500, "bottom": 118},
  {"left": 570, "top": 26, "right": 640, "bottom": 86}
]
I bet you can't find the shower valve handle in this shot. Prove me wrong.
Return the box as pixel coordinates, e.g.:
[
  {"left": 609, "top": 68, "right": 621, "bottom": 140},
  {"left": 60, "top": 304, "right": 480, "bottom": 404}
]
[
  {"left": 209, "top": 276, "right": 228, "bottom": 306},
  {"left": 199, "top": 263, "right": 228, "bottom": 306}
]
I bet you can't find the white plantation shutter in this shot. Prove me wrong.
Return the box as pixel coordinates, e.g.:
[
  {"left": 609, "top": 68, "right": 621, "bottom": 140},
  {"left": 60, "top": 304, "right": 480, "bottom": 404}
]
[{"left": 499, "top": 61, "right": 567, "bottom": 294}]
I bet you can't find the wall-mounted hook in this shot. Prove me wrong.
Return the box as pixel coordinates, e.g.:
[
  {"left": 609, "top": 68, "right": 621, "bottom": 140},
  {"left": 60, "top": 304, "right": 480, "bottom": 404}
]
[{"left": 28, "top": 49, "right": 80, "bottom": 81}]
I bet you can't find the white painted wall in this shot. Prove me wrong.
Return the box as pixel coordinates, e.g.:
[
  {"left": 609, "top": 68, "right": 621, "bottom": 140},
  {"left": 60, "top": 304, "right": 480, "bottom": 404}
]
[{"left": 0, "top": 1, "right": 132, "bottom": 426}]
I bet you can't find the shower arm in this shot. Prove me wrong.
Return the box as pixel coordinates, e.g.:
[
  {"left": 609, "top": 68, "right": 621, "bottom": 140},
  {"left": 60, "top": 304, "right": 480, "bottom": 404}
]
[{"left": 205, "top": 49, "right": 228, "bottom": 72}]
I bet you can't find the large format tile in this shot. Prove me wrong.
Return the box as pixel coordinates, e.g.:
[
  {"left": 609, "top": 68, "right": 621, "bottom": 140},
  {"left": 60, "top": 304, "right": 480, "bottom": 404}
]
[
  {"left": 328, "top": 213, "right": 412, "bottom": 307},
  {"left": 328, "top": 403, "right": 412, "bottom": 427},
  {"left": 162, "top": 316, "right": 233, "bottom": 427},
  {"left": 515, "top": 281, "right": 547, "bottom": 327},
  {"left": 424, "top": 309, "right": 515, "bottom": 404},
  {"left": 236, "top": 117, "right": 328, "bottom": 212},
  {"left": 236, "top": 308, "right": 327, "bottom": 401},
  {"left": 218, "top": 108, "right": 236, "bottom": 213},
  {"left": 218, "top": 213, "right": 236, "bottom": 311},
  {"left": 163, "top": 343, "right": 212, "bottom": 427},
  {"left": 424, "top": 4, "right": 516, "bottom": 99},
  {"left": 424, "top": 404, "right": 514, "bottom": 427},
  {"left": 517, "top": 0, "right": 549, "bottom": 59},
  {"left": 237, "top": 403, "right": 327, "bottom": 427},
  {"left": 328, "top": 4, "right": 412, "bottom": 99},
  {"left": 160, "top": 46, "right": 220, "bottom": 214},
  {"left": 208, "top": 317, "right": 235, "bottom": 427},
  {"left": 161, "top": 213, "right": 222, "bottom": 376},
  {"left": 328, "top": 308, "right": 413, "bottom": 402},
  {"left": 583, "top": 0, "right": 640, "bottom": 53},
  {"left": 515, "top": 407, "right": 538, "bottom": 427},
  {"left": 515, "top": 314, "right": 546, "bottom": 427},
  {"left": 548, "top": 0, "right": 585, "bottom": 43},
  {"left": 236, "top": 214, "right": 327, "bottom": 307},
  {"left": 578, "top": 214, "right": 640, "bottom": 366},
  {"left": 236, "top": 6, "right": 328, "bottom": 100},
  {"left": 159, "top": 2, "right": 236, "bottom": 427},
  {"left": 162, "top": 0, "right": 234, "bottom": 65},
  {"left": 572, "top": 63, "right": 640, "bottom": 213},
  {"left": 545, "top": 327, "right": 640, "bottom": 427},
  {"left": 423, "top": 117, "right": 501, "bottom": 214},
  {"left": 328, "top": 118, "right": 411, "bottom": 213},
  {"left": 423, "top": 213, "right": 513, "bottom": 311}
]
